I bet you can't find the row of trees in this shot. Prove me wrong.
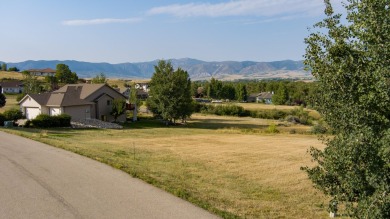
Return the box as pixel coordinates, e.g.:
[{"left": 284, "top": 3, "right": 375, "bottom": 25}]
[
  {"left": 191, "top": 79, "right": 317, "bottom": 106},
  {"left": 0, "top": 63, "right": 19, "bottom": 72}
]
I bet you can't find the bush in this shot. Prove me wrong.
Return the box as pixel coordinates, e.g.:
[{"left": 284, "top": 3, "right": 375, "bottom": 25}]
[
  {"left": 311, "top": 122, "right": 328, "bottom": 134},
  {"left": 3, "top": 109, "right": 23, "bottom": 121},
  {"left": 56, "top": 114, "right": 71, "bottom": 127},
  {"left": 249, "top": 109, "right": 288, "bottom": 120},
  {"left": 195, "top": 103, "right": 249, "bottom": 117},
  {"left": 0, "top": 113, "right": 5, "bottom": 126},
  {"left": 31, "top": 114, "right": 71, "bottom": 128},
  {"left": 266, "top": 123, "right": 279, "bottom": 133}
]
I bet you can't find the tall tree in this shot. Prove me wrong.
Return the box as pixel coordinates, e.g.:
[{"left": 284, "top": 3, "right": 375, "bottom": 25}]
[
  {"left": 1, "top": 63, "right": 7, "bottom": 71},
  {"left": 147, "top": 60, "right": 194, "bottom": 124},
  {"left": 271, "top": 83, "right": 288, "bottom": 105},
  {"left": 22, "top": 71, "right": 41, "bottom": 94},
  {"left": 302, "top": 0, "right": 390, "bottom": 217},
  {"left": 236, "top": 84, "right": 248, "bottom": 102},
  {"left": 91, "top": 73, "right": 107, "bottom": 84},
  {"left": 55, "top": 64, "right": 78, "bottom": 84}
]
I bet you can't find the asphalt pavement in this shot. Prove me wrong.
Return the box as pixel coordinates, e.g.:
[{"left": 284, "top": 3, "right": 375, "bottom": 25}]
[{"left": 0, "top": 131, "right": 220, "bottom": 219}]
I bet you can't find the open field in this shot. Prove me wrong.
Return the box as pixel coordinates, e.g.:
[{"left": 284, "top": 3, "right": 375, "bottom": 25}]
[
  {"left": 0, "top": 71, "right": 24, "bottom": 80},
  {"left": 1, "top": 114, "right": 328, "bottom": 218}
]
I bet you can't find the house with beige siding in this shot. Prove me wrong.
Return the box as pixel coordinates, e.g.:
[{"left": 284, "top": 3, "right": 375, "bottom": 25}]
[{"left": 19, "top": 84, "right": 127, "bottom": 122}]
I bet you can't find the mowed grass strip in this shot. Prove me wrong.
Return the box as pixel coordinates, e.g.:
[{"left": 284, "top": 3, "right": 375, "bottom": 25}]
[{"left": 2, "top": 115, "right": 328, "bottom": 218}]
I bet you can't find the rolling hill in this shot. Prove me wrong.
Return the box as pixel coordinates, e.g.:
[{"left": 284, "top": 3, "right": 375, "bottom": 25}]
[{"left": 1, "top": 58, "right": 311, "bottom": 80}]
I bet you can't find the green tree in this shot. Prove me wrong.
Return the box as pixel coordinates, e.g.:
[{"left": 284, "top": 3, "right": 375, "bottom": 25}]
[
  {"left": 91, "top": 73, "right": 107, "bottom": 84},
  {"left": 302, "top": 0, "right": 390, "bottom": 217},
  {"left": 0, "top": 93, "right": 6, "bottom": 107},
  {"left": 147, "top": 60, "right": 194, "bottom": 124},
  {"left": 110, "top": 98, "right": 126, "bottom": 122},
  {"left": 55, "top": 64, "right": 78, "bottom": 84},
  {"left": 22, "top": 71, "right": 41, "bottom": 94},
  {"left": 8, "top": 67, "right": 19, "bottom": 72},
  {"left": 129, "top": 83, "right": 142, "bottom": 122},
  {"left": 236, "top": 84, "right": 248, "bottom": 102},
  {"left": 272, "top": 83, "right": 288, "bottom": 105},
  {"left": 1, "top": 63, "right": 7, "bottom": 71}
]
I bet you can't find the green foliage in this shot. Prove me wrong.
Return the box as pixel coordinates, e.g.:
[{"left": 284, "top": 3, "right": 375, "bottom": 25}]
[
  {"left": 22, "top": 71, "right": 41, "bottom": 94},
  {"left": 3, "top": 108, "right": 23, "bottom": 121},
  {"left": 197, "top": 104, "right": 248, "bottom": 117},
  {"left": 272, "top": 83, "right": 288, "bottom": 105},
  {"left": 7, "top": 67, "right": 19, "bottom": 72},
  {"left": 302, "top": 0, "right": 390, "bottom": 217},
  {"left": 0, "top": 93, "right": 6, "bottom": 107},
  {"left": 311, "top": 120, "right": 328, "bottom": 134},
  {"left": 1, "top": 63, "right": 7, "bottom": 71},
  {"left": 55, "top": 64, "right": 78, "bottom": 84},
  {"left": 147, "top": 60, "right": 194, "bottom": 124},
  {"left": 236, "top": 84, "right": 248, "bottom": 102},
  {"left": 91, "top": 73, "right": 107, "bottom": 84},
  {"left": 31, "top": 114, "right": 71, "bottom": 128},
  {"left": 110, "top": 98, "right": 126, "bottom": 122},
  {"left": 266, "top": 123, "right": 279, "bottom": 134},
  {"left": 0, "top": 113, "right": 5, "bottom": 126}
]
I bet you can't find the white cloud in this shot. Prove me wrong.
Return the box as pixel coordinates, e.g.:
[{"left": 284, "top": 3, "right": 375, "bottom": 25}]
[
  {"left": 62, "top": 17, "right": 142, "bottom": 26},
  {"left": 147, "top": 0, "right": 343, "bottom": 18}
]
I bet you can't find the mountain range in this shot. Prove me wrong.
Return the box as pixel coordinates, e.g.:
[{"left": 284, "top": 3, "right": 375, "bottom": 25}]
[{"left": 1, "top": 58, "right": 311, "bottom": 80}]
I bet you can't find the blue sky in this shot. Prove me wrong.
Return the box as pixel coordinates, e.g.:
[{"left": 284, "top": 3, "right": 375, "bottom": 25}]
[{"left": 0, "top": 0, "right": 342, "bottom": 64}]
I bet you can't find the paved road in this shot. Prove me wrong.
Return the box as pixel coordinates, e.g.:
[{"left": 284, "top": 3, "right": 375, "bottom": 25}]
[{"left": 0, "top": 131, "right": 219, "bottom": 219}]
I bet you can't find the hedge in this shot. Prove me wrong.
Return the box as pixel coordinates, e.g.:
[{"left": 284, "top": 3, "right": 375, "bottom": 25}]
[{"left": 31, "top": 114, "right": 71, "bottom": 128}]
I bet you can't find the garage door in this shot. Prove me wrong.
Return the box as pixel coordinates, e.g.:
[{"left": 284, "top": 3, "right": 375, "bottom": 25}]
[{"left": 26, "top": 108, "right": 40, "bottom": 120}]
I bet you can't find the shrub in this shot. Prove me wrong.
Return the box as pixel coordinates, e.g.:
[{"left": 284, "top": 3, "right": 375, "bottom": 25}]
[
  {"left": 311, "top": 121, "right": 328, "bottom": 134},
  {"left": 266, "top": 123, "right": 279, "bottom": 133},
  {"left": 3, "top": 109, "right": 23, "bottom": 121},
  {"left": 56, "top": 114, "right": 71, "bottom": 127},
  {"left": 0, "top": 113, "right": 5, "bottom": 126},
  {"left": 31, "top": 114, "right": 71, "bottom": 128}
]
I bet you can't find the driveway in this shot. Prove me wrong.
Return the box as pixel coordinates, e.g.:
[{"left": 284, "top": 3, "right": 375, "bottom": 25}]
[{"left": 0, "top": 131, "right": 219, "bottom": 219}]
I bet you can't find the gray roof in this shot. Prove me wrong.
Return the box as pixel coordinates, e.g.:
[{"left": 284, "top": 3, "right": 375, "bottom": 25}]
[
  {"left": 257, "top": 92, "right": 273, "bottom": 99},
  {"left": 0, "top": 81, "right": 24, "bottom": 88}
]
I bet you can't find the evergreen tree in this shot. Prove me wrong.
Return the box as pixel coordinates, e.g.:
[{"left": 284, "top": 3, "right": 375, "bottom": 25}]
[
  {"left": 302, "top": 0, "right": 390, "bottom": 217},
  {"left": 147, "top": 60, "right": 194, "bottom": 124}
]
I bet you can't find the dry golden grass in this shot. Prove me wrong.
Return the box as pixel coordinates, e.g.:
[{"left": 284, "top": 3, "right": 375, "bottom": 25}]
[
  {"left": 0, "top": 94, "right": 19, "bottom": 113},
  {"left": 2, "top": 114, "right": 328, "bottom": 218},
  {"left": 0, "top": 71, "right": 24, "bottom": 80}
]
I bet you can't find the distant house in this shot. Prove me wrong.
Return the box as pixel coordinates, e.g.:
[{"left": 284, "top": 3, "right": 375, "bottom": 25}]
[
  {"left": 135, "top": 83, "right": 149, "bottom": 92},
  {"left": 0, "top": 81, "right": 24, "bottom": 94},
  {"left": 26, "top": 68, "right": 56, "bottom": 77},
  {"left": 248, "top": 92, "right": 274, "bottom": 104},
  {"left": 19, "top": 84, "right": 127, "bottom": 122}
]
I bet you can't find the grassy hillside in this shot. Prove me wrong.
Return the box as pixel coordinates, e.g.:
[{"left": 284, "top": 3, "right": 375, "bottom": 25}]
[{"left": 0, "top": 71, "right": 24, "bottom": 80}]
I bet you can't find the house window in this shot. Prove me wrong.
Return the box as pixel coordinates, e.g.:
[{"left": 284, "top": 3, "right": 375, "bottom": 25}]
[{"left": 107, "top": 100, "right": 111, "bottom": 106}]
